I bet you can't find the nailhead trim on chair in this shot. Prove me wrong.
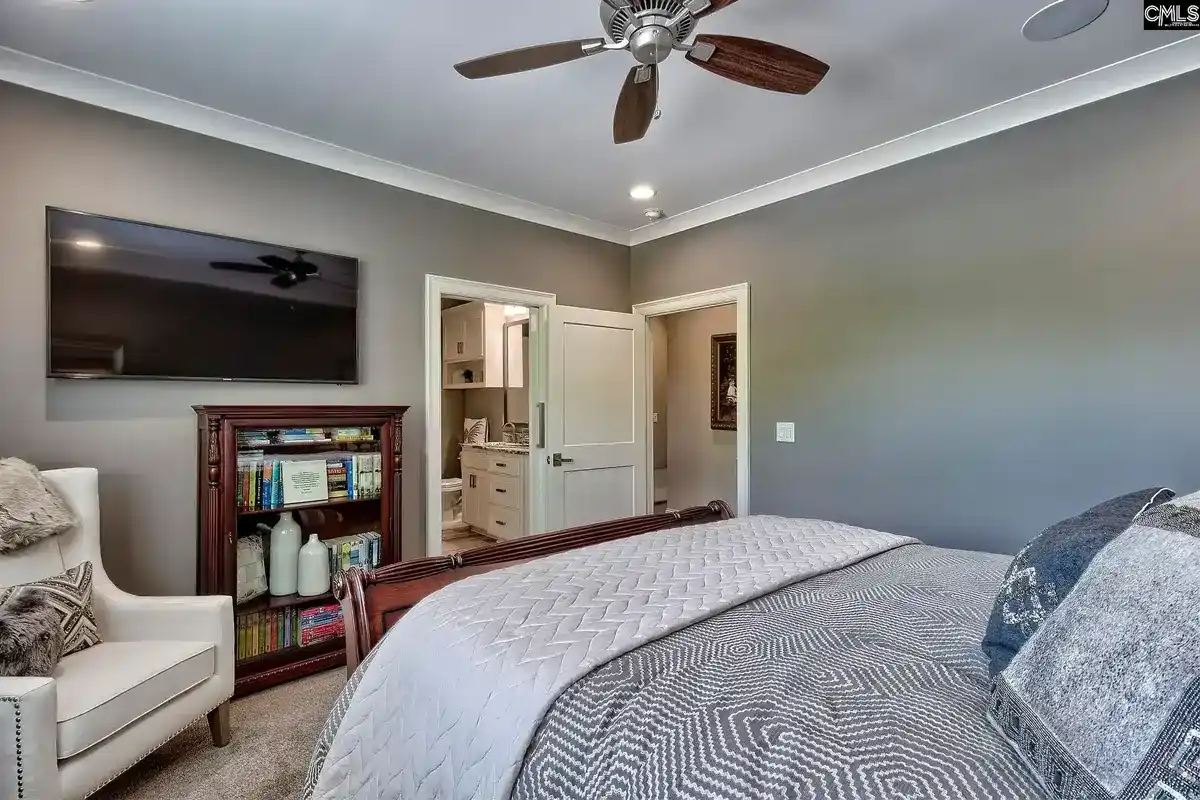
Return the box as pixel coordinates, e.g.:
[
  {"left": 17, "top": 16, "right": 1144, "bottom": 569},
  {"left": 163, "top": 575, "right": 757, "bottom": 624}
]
[
  {"left": 79, "top": 695, "right": 233, "bottom": 800},
  {"left": 0, "top": 697, "right": 25, "bottom": 799}
]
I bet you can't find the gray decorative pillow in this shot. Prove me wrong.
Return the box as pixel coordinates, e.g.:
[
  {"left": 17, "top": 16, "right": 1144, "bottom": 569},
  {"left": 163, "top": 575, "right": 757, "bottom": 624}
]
[
  {"left": 981, "top": 487, "right": 1174, "bottom": 677},
  {"left": 0, "top": 458, "right": 77, "bottom": 553},
  {"left": 988, "top": 491, "right": 1200, "bottom": 800},
  {"left": 0, "top": 587, "right": 64, "bottom": 677},
  {"left": 0, "top": 562, "right": 101, "bottom": 657}
]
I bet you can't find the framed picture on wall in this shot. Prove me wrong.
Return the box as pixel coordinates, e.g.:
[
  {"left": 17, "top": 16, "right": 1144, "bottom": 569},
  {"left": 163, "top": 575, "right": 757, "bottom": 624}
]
[{"left": 710, "top": 333, "right": 737, "bottom": 431}]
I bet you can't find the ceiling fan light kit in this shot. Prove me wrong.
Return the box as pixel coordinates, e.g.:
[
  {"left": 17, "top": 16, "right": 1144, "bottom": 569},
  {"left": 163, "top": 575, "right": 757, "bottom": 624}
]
[
  {"left": 454, "top": 0, "right": 829, "bottom": 145},
  {"left": 1022, "top": 0, "right": 1109, "bottom": 42}
]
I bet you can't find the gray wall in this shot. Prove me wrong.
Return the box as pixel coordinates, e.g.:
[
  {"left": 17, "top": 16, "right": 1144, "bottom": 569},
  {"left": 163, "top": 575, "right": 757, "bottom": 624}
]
[
  {"left": 632, "top": 70, "right": 1200, "bottom": 556},
  {"left": 664, "top": 305, "right": 737, "bottom": 510},
  {"left": 0, "top": 82, "right": 630, "bottom": 595}
]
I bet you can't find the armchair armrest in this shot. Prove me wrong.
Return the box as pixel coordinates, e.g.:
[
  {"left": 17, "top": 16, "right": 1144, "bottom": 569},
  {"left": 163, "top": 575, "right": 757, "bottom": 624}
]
[
  {"left": 0, "top": 677, "right": 58, "bottom": 800},
  {"left": 92, "top": 586, "right": 235, "bottom": 683}
]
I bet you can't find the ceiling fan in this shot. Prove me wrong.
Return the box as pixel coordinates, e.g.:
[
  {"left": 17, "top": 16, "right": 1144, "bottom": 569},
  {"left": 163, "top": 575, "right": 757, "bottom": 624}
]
[
  {"left": 454, "top": 0, "right": 829, "bottom": 145},
  {"left": 210, "top": 251, "right": 320, "bottom": 289}
]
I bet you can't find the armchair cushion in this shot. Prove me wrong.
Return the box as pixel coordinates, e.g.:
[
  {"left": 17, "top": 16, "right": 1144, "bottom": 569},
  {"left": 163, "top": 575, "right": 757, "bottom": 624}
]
[
  {"left": 0, "top": 587, "right": 63, "bottom": 676},
  {"left": 0, "top": 458, "right": 77, "bottom": 553},
  {"left": 55, "top": 640, "right": 215, "bottom": 758},
  {"left": 0, "top": 561, "right": 101, "bottom": 657}
]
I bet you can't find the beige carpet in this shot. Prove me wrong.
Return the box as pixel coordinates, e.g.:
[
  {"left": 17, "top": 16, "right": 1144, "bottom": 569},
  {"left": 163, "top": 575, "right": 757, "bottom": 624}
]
[{"left": 95, "top": 669, "right": 345, "bottom": 800}]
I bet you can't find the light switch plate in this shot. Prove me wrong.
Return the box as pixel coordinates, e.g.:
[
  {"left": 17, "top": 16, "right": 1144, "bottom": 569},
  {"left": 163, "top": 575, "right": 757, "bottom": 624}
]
[
  {"left": 776, "top": 422, "right": 796, "bottom": 443},
  {"left": 653, "top": 412, "right": 660, "bottom": 423}
]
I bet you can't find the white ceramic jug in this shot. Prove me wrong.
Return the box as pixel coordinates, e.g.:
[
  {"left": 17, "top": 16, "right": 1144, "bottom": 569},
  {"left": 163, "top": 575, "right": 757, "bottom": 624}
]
[
  {"left": 268, "top": 511, "right": 302, "bottom": 596},
  {"left": 297, "top": 534, "right": 331, "bottom": 597}
]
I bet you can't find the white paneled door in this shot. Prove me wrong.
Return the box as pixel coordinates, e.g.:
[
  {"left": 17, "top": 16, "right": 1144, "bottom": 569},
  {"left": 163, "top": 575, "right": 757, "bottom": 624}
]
[{"left": 545, "top": 306, "right": 647, "bottom": 531}]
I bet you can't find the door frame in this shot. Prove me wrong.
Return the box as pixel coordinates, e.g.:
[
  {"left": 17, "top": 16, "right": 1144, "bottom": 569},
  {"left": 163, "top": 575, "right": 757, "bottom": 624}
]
[
  {"left": 632, "top": 283, "right": 750, "bottom": 517},
  {"left": 424, "top": 275, "right": 556, "bottom": 558}
]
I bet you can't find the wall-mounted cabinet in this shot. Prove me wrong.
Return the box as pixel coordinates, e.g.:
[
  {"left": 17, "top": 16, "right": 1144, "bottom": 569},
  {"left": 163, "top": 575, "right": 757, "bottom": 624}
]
[{"left": 442, "top": 302, "right": 524, "bottom": 390}]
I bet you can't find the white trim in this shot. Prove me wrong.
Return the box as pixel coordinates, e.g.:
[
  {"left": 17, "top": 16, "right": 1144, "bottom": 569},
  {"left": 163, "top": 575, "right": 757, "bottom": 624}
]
[
  {"left": 0, "top": 46, "right": 629, "bottom": 246},
  {"left": 633, "top": 283, "right": 750, "bottom": 518},
  {"left": 628, "top": 34, "right": 1200, "bottom": 245},
  {"left": 4, "top": 36, "right": 1198, "bottom": 245},
  {"left": 424, "top": 276, "right": 556, "bottom": 559}
]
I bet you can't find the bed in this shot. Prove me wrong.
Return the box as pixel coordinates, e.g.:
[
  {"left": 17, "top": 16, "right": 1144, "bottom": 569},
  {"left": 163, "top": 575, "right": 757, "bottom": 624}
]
[{"left": 302, "top": 502, "right": 1044, "bottom": 800}]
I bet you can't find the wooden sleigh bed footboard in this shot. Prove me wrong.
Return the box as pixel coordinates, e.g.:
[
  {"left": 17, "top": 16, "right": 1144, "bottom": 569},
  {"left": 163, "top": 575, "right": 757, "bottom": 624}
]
[{"left": 334, "top": 500, "right": 735, "bottom": 671}]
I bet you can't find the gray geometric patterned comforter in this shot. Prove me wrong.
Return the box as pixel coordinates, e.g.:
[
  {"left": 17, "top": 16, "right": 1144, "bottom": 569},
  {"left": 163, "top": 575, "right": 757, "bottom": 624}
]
[{"left": 514, "top": 544, "right": 1046, "bottom": 800}]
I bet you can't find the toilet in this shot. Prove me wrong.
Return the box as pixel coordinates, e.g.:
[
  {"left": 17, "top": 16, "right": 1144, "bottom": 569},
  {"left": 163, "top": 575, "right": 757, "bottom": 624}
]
[{"left": 441, "top": 477, "right": 466, "bottom": 531}]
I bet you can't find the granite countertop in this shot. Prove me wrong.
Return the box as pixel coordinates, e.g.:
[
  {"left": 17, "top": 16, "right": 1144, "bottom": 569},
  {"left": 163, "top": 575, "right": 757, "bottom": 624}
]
[{"left": 463, "top": 442, "right": 530, "bottom": 455}]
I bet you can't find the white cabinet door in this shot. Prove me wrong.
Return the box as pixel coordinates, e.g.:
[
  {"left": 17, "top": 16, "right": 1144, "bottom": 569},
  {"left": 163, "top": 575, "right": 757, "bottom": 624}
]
[
  {"left": 443, "top": 307, "right": 466, "bottom": 362},
  {"left": 463, "top": 468, "right": 489, "bottom": 530},
  {"left": 462, "top": 306, "right": 485, "bottom": 361},
  {"left": 544, "top": 306, "right": 647, "bottom": 530}
]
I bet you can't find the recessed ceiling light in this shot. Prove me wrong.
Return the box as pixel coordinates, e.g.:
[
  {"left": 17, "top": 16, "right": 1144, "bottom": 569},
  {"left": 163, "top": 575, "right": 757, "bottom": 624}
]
[
  {"left": 1022, "top": 0, "right": 1109, "bottom": 41},
  {"left": 629, "top": 185, "right": 656, "bottom": 201},
  {"left": 72, "top": 239, "right": 104, "bottom": 249}
]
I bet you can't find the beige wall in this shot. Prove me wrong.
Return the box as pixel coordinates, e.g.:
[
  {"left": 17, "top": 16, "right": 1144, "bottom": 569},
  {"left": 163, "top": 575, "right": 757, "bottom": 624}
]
[
  {"left": 663, "top": 305, "right": 737, "bottom": 510},
  {"left": 0, "top": 82, "right": 630, "bottom": 595},
  {"left": 442, "top": 390, "right": 465, "bottom": 480},
  {"left": 649, "top": 316, "right": 669, "bottom": 472}
]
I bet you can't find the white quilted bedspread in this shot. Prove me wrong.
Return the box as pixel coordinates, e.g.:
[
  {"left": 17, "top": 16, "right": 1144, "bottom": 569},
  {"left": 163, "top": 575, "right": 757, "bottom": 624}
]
[{"left": 310, "top": 515, "right": 917, "bottom": 800}]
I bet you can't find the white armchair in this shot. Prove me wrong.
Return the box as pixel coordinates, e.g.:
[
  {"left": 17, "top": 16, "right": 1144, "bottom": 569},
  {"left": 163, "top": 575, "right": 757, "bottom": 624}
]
[{"left": 0, "top": 468, "right": 234, "bottom": 800}]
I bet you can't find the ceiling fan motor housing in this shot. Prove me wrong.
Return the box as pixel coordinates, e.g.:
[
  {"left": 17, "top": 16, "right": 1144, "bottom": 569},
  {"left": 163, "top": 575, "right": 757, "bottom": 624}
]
[{"left": 602, "top": 0, "right": 695, "bottom": 64}]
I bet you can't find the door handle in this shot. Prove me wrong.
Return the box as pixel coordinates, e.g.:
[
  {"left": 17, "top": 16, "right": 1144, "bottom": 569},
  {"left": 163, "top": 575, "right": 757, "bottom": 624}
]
[
  {"left": 536, "top": 402, "right": 546, "bottom": 448},
  {"left": 552, "top": 453, "right": 575, "bottom": 467}
]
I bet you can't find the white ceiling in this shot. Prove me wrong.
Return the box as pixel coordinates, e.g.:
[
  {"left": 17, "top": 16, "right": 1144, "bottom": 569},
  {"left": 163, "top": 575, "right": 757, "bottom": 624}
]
[{"left": 1, "top": 0, "right": 1196, "bottom": 244}]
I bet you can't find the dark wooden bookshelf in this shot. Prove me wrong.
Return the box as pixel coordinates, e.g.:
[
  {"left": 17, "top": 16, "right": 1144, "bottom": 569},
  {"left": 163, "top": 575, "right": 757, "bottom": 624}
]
[
  {"left": 194, "top": 404, "right": 408, "bottom": 696},
  {"left": 237, "top": 496, "right": 380, "bottom": 517}
]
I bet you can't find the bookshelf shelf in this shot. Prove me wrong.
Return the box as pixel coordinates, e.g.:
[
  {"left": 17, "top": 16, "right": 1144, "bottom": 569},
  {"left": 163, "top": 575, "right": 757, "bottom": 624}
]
[
  {"left": 237, "top": 590, "right": 334, "bottom": 615},
  {"left": 237, "top": 496, "right": 380, "bottom": 517},
  {"left": 237, "top": 635, "right": 344, "bottom": 669},
  {"left": 195, "top": 404, "right": 408, "bottom": 697}
]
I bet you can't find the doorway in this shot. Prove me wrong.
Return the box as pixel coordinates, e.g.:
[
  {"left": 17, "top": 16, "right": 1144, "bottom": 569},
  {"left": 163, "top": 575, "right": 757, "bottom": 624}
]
[
  {"left": 648, "top": 304, "right": 738, "bottom": 513},
  {"left": 424, "top": 276, "right": 554, "bottom": 558},
  {"left": 635, "top": 284, "right": 750, "bottom": 518}
]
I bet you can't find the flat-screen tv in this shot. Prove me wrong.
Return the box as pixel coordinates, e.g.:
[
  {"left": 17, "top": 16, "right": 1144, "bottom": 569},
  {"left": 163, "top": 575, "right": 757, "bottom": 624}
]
[{"left": 47, "top": 208, "right": 359, "bottom": 383}]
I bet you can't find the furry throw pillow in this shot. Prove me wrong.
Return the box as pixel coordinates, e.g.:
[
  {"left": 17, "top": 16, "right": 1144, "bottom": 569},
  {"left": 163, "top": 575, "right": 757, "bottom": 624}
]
[
  {"left": 0, "top": 458, "right": 77, "bottom": 554},
  {"left": 0, "top": 587, "right": 65, "bottom": 677}
]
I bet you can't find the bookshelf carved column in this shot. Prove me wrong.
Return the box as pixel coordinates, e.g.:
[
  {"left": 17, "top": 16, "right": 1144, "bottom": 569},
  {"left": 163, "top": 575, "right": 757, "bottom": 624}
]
[{"left": 194, "top": 404, "right": 408, "bottom": 696}]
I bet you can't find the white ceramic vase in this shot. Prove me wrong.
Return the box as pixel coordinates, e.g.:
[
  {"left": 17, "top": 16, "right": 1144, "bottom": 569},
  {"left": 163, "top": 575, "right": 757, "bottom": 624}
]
[
  {"left": 268, "top": 511, "right": 302, "bottom": 596},
  {"left": 297, "top": 534, "right": 331, "bottom": 597}
]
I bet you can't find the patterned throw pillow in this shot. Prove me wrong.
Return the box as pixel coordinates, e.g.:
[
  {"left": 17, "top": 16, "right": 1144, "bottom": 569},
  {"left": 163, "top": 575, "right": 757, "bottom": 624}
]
[
  {"left": 988, "top": 493, "right": 1200, "bottom": 800},
  {"left": 981, "top": 487, "right": 1173, "bottom": 677},
  {"left": 463, "top": 418, "right": 488, "bottom": 446},
  {"left": 0, "top": 562, "right": 102, "bottom": 657},
  {"left": 0, "top": 457, "right": 78, "bottom": 554}
]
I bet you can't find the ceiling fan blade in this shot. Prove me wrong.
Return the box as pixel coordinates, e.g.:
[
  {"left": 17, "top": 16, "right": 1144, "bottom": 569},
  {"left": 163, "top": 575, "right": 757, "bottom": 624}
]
[
  {"left": 258, "top": 254, "right": 294, "bottom": 271},
  {"left": 613, "top": 64, "right": 659, "bottom": 145},
  {"left": 210, "top": 261, "right": 276, "bottom": 275},
  {"left": 455, "top": 39, "right": 607, "bottom": 79},
  {"left": 686, "top": 34, "right": 829, "bottom": 94},
  {"left": 693, "top": 0, "right": 741, "bottom": 18},
  {"left": 293, "top": 258, "right": 320, "bottom": 276}
]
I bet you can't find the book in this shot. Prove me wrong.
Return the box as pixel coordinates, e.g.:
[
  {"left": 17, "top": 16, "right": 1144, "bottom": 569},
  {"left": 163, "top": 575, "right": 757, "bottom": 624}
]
[{"left": 281, "top": 459, "right": 329, "bottom": 506}]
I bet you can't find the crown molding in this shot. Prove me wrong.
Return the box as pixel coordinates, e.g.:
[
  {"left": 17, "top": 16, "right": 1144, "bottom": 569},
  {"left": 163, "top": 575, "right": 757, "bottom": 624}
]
[
  {"left": 629, "top": 33, "right": 1200, "bottom": 245},
  {"left": 0, "top": 46, "right": 631, "bottom": 245},
  {"left": 3, "top": 36, "right": 1198, "bottom": 250}
]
